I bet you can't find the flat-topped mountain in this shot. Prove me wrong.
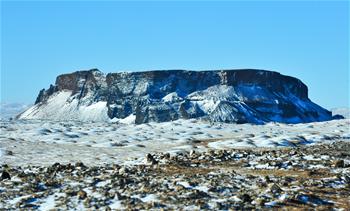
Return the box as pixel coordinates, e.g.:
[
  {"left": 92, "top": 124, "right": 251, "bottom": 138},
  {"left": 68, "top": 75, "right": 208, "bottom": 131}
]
[{"left": 18, "top": 69, "right": 332, "bottom": 124}]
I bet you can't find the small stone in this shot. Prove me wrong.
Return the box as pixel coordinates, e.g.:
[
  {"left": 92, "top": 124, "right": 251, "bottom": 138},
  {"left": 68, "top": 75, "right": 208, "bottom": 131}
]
[
  {"left": 77, "top": 190, "right": 87, "bottom": 199},
  {"left": 255, "top": 198, "right": 266, "bottom": 206},
  {"left": 265, "top": 175, "right": 271, "bottom": 183},
  {"left": 75, "top": 161, "right": 86, "bottom": 168},
  {"left": 146, "top": 153, "right": 158, "bottom": 165},
  {"left": 190, "top": 150, "right": 196, "bottom": 157},
  {"left": 334, "top": 160, "right": 345, "bottom": 168},
  {"left": 240, "top": 193, "right": 252, "bottom": 203},
  {"left": 5, "top": 150, "right": 13, "bottom": 156},
  {"left": 118, "top": 167, "right": 128, "bottom": 175},
  {"left": 64, "top": 189, "right": 75, "bottom": 197},
  {"left": 164, "top": 153, "right": 170, "bottom": 159},
  {"left": 269, "top": 183, "right": 283, "bottom": 194},
  {"left": 307, "top": 170, "right": 318, "bottom": 176},
  {"left": 1, "top": 170, "right": 11, "bottom": 180},
  {"left": 344, "top": 175, "right": 350, "bottom": 183},
  {"left": 146, "top": 153, "right": 154, "bottom": 162}
]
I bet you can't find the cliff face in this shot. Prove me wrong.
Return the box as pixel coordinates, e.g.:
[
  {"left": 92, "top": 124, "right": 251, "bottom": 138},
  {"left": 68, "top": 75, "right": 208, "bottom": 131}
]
[{"left": 19, "top": 69, "right": 332, "bottom": 124}]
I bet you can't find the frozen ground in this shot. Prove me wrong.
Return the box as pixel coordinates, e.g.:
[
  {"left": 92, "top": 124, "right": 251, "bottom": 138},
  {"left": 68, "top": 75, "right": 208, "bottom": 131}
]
[
  {"left": 0, "top": 118, "right": 349, "bottom": 166},
  {"left": 1, "top": 141, "right": 350, "bottom": 210},
  {"left": 1, "top": 119, "right": 350, "bottom": 210}
]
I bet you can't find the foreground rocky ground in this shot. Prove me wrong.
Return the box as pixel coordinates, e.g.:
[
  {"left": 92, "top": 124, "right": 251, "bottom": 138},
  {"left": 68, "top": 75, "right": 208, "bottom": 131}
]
[{"left": 1, "top": 141, "right": 349, "bottom": 210}]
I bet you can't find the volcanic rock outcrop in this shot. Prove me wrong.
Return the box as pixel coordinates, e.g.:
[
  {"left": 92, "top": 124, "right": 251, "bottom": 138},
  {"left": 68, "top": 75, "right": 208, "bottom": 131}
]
[{"left": 18, "top": 69, "right": 332, "bottom": 124}]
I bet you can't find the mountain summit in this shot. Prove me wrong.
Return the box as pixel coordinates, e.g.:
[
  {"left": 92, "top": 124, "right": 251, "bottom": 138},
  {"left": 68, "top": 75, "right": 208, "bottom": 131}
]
[{"left": 18, "top": 69, "right": 332, "bottom": 124}]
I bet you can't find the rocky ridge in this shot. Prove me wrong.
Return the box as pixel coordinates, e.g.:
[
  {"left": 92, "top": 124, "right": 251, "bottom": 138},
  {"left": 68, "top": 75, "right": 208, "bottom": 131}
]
[{"left": 18, "top": 69, "right": 333, "bottom": 124}]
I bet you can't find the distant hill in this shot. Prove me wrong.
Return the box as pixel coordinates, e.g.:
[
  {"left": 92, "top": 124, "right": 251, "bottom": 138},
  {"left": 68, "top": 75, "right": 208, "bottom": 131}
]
[
  {"left": 331, "top": 107, "right": 350, "bottom": 119},
  {"left": 0, "top": 102, "right": 32, "bottom": 120}
]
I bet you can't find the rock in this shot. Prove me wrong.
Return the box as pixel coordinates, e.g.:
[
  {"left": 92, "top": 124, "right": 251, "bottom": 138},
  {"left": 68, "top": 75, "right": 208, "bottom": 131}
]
[
  {"left": 255, "top": 197, "right": 266, "bottom": 206},
  {"left": 265, "top": 175, "right": 272, "bottom": 183},
  {"left": 18, "top": 69, "right": 332, "bottom": 124},
  {"left": 332, "top": 114, "right": 345, "bottom": 120},
  {"left": 45, "top": 179, "right": 60, "bottom": 187},
  {"left": 5, "top": 150, "right": 13, "bottom": 156},
  {"left": 77, "top": 190, "right": 87, "bottom": 199},
  {"left": 269, "top": 183, "right": 283, "bottom": 194},
  {"left": 1, "top": 170, "right": 11, "bottom": 180},
  {"left": 240, "top": 193, "right": 252, "bottom": 203},
  {"left": 1, "top": 164, "right": 9, "bottom": 168},
  {"left": 65, "top": 188, "right": 77, "bottom": 197},
  {"left": 344, "top": 175, "right": 350, "bottom": 183},
  {"left": 307, "top": 170, "right": 319, "bottom": 176},
  {"left": 118, "top": 167, "right": 128, "bottom": 175},
  {"left": 163, "top": 153, "right": 170, "bottom": 160},
  {"left": 189, "top": 150, "right": 196, "bottom": 157},
  {"left": 50, "top": 162, "right": 63, "bottom": 171},
  {"left": 146, "top": 153, "right": 158, "bottom": 165},
  {"left": 294, "top": 194, "right": 334, "bottom": 206},
  {"left": 334, "top": 160, "right": 345, "bottom": 168},
  {"left": 75, "top": 161, "right": 87, "bottom": 169},
  {"left": 281, "top": 177, "right": 294, "bottom": 187}
]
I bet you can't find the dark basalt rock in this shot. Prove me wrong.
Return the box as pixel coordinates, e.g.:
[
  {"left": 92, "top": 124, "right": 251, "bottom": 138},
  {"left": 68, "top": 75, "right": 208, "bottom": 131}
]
[
  {"left": 332, "top": 114, "right": 345, "bottom": 120},
  {"left": 20, "top": 68, "right": 333, "bottom": 124},
  {"left": 1, "top": 170, "right": 11, "bottom": 181}
]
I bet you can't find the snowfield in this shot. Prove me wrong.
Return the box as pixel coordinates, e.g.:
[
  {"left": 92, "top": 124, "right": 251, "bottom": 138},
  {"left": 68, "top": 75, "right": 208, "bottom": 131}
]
[{"left": 0, "top": 118, "right": 349, "bottom": 167}]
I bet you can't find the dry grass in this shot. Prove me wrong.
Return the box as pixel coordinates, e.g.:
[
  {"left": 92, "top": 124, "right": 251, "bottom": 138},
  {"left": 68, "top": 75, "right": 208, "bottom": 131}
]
[
  {"left": 155, "top": 164, "right": 212, "bottom": 176},
  {"left": 151, "top": 157, "right": 350, "bottom": 210}
]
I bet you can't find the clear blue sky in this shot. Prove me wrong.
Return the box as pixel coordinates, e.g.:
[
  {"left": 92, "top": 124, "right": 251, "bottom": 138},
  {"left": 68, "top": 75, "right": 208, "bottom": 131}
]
[{"left": 1, "top": 1, "right": 349, "bottom": 109}]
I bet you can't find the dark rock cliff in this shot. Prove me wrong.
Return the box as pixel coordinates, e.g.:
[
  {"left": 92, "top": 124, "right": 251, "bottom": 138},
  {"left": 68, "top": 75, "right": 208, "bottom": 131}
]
[{"left": 20, "top": 69, "right": 332, "bottom": 123}]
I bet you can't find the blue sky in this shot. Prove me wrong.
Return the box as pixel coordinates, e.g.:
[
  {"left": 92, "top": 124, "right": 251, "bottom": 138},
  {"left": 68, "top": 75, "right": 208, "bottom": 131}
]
[{"left": 1, "top": 1, "right": 349, "bottom": 109}]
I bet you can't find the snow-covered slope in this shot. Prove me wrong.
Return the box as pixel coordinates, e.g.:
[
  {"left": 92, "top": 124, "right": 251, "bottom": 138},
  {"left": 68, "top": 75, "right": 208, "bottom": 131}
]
[
  {"left": 19, "top": 91, "right": 109, "bottom": 122},
  {"left": 18, "top": 69, "right": 333, "bottom": 124}
]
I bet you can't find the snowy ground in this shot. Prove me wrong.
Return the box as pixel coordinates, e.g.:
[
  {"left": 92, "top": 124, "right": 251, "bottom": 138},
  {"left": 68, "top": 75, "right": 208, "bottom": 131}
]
[
  {"left": 1, "top": 140, "right": 350, "bottom": 210},
  {"left": 1, "top": 119, "right": 350, "bottom": 210},
  {"left": 0, "top": 118, "right": 349, "bottom": 167}
]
